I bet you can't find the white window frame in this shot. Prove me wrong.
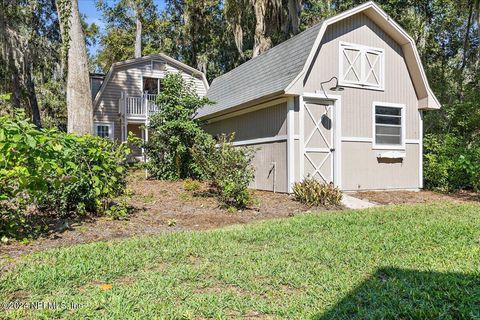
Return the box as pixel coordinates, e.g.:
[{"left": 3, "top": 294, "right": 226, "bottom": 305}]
[
  {"left": 372, "top": 102, "right": 405, "bottom": 150},
  {"left": 339, "top": 42, "right": 385, "bottom": 91},
  {"left": 141, "top": 75, "right": 161, "bottom": 95},
  {"left": 151, "top": 60, "right": 166, "bottom": 71},
  {"left": 94, "top": 122, "right": 114, "bottom": 140}
]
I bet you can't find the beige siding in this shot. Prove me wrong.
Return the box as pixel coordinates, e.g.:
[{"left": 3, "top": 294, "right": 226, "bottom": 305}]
[
  {"left": 204, "top": 103, "right": 288, "bottom": 192},
  {"left": 94, "top": 58, "right": 207, "bottom": 140},
  {"left": 204, "top": 103, "right": 287, "bottom": 141},
  {"left": 250, "top": 141, "right": 288, "bottom": 192},
  {"left": 342, "top": 142, "right": 419, "bottom": 190},
  {"left": 302, "top": 13, "right": 419, "bottom": 140},
  {"left": 295, "top": 13, "right": 421, "bottom": 190}
]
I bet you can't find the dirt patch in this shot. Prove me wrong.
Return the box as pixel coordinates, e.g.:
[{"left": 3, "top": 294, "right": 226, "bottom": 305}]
[
  {"left": 352, "top": 190, "right": 480, "bottom": 205},
  {"left": 0, "top": 171, "right": 323, "bottom": 264}
]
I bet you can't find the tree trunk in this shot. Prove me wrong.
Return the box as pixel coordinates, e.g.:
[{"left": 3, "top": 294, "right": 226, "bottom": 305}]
[
  {"left": 459, "top": 0, "right": 474, "bottom": 100},
  {"left": 252, "top": 0, "right": 272, "bottom": 57},
  {"left": 65, "top": 0, "right": 93, "bottom": 134},
  {"left": 287, "top": 0, "right": 302, "bottom": 35},
  {"left": 134, "top": 3, "right": 142, "bottom": 58},
  {"left": 25, "top": 58, "right": 41, "bottom": 127}
]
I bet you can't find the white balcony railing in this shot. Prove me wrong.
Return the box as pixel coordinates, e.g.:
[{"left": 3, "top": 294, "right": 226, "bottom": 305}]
[{"left": 119, "top": 93, "right": 159, "bottom": 119}]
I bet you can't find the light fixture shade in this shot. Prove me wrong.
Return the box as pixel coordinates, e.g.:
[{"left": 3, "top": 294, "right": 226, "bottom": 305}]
[{"left": 330, "top": 86, "right": 345, "bottom": 91}]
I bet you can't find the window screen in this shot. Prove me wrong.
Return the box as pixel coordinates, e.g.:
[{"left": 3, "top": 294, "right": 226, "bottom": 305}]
[{"left": 375, "top": 106, "right": 402, "bottom": 146}]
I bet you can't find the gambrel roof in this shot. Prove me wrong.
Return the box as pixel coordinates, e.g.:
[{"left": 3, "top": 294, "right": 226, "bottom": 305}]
[
  {"left": 198, "top": 1, "right": 440, "bottom": 119},
  {"left": 197, "top": 22, "right": 323, "bottom": 118},
  {"left": 93, "top": 53, "right": 208, "bottom": 107}
]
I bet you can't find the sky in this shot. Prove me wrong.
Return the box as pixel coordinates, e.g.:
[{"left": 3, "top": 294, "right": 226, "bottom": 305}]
[{"left": 78, "top": 0, "right": 166, "bottom": 55}]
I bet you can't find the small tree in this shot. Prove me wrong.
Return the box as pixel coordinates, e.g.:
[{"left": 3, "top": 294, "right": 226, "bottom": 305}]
[
  {"left": 145, "top": 73, "right": 212, "bottom": 180},
  {"left": 193, "top": 134, "right": 256, "bottom": 209}
]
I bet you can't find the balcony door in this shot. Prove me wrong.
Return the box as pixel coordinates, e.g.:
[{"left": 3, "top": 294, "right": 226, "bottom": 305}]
[{"left": 142, "top": 77, "right": 160, "bottom": 95}]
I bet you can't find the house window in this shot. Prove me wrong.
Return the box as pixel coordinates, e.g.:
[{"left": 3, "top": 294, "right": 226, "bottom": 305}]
[
  {"left": 373, "top": 103, "right": 405, "bottom": 149},
  {"left": 339, "top": 42, "right": 384, "bottom": 90},
  {"left": 143, "top": 77, "right": 160, "bottom": 95},
  {"left": 94, "top": 122, "right": 113, "bottom": 140},
  {"left": 152, "top": 60, "right": 166, "bottom": 71}
]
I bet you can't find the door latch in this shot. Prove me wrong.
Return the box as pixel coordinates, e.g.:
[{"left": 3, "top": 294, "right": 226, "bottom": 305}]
[{"left": 330, "top": 148, "right": 336, "bottom": 152}]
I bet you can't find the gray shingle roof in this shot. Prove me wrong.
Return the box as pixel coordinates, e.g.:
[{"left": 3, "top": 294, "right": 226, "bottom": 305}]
[{"left": 197, "top": 22, "right": 323, "bottom": 118}]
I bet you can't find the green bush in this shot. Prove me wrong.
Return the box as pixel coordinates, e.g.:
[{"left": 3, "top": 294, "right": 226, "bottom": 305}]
[
  {"left": 0, "top": 113, "right": 131, "bottom": 237},
  {"left": 193, "top": 134, "right": 255, "bottom": 209},
  {"left": 183, "top": 178, "right": 201, "bottom": 192},
  {"left": 424, "top": 134, "right": 480, "bottom": 191},
  {"left": 145, "top": 73, "right": 212, "bottom": 180},
  {"left": 292, "top": 176, "right": 342, "bottom": 207}
]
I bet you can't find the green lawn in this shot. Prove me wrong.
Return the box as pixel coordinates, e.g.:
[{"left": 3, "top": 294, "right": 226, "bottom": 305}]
[{"left": 1, "top": 203, "right": 479, "bottom": 319}]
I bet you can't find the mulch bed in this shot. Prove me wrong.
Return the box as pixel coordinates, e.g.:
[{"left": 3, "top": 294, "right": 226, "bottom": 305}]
[
  {"left": 0, "top": 172, "right": 329, "bottom": 263},
  {"left": 353, "top": 190, "right": 480, "bottom": 205}
]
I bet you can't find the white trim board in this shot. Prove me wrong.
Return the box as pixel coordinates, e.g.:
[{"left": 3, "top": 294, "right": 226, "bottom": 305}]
[
  {"left": 286, "top": 97, "right": 295, "bottom": 193},
  {"left": 228, "top": 135, "right": 287, "bottom": 147},
  {"left": 341, "top": 137, "right": 420, "bottom": 144}
]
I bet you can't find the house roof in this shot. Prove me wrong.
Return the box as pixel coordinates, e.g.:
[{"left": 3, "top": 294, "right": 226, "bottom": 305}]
[
  {"left": 197, "top": 22, "right": 323, "bottom": 119},
  {"left": 93, "top": 53, "right": 208, "bottom": 106},
  {"left": 198, "top": 1, "right": 440, "bottom": 119}
]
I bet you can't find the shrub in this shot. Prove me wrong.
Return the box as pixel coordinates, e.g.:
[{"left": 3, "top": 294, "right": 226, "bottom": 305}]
[
  {"left": 193, "top": 134, "right": 255, "bottom": 209},
  {"left": 424, "top": 134, "right": 480, "bottom": 191},
  {"left": 145, "top": 73, "right": 212, "bottom": 180},
  {"left": 0, "top": 113, "right": 131, "bottom": 238},
  {"left": 183, "top": 178, "right": 201, "bottom": 192},
  {"left": 292, "top": 176, "right": 342, "bottom": 207}
]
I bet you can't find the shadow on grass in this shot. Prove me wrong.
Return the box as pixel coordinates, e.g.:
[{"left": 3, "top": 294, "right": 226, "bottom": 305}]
[{"left": 316, "top": 267, "right": 480, "bottom": 319}]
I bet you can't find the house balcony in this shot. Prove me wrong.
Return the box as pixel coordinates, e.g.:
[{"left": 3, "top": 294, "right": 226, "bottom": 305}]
[{"left": 119, "top": 93, "right": 160, "bottom": 121}]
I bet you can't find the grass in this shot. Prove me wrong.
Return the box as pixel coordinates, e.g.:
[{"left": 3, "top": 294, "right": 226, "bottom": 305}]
[{"left": 1, "top": 202, "right": 479, "bottom": 319}]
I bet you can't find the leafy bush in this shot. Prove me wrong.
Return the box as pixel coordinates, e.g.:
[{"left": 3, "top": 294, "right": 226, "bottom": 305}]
[
  {"left": 424, "top": 134, "right": 480, "bottom": 192},
  {"left": 292, "top": 176, "right": 342, "bottom": 207},
  {"left": 193, "top": 134, "right": 255, "bottom": 209},
  {"left": 183, "top": 178, "right": 201, "bottom": 192},
  {"left": 145, "top": 73, "right": 212, "bottom": 180},
  {"left": 0, "top": 113, "right": 131, "bottom": 237}
]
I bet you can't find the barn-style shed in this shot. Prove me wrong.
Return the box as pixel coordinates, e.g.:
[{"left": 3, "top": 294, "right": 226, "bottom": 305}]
[{"left": 198, "top": 1, "right": 440, "bottom": 192}]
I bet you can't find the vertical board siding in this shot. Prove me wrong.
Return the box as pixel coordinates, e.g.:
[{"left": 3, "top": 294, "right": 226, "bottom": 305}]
[
  {"left": 204, "top": 103, "right": 287, "bottom": 141},
  {"left": 204, "top": 103, "right": 288, "bottom": 192},
  {"left": 341, "top": 142, "right": 419, "bottom": 190},
  {"left": 250, "top": 141, "right": 288, "bottom": 193},
  {"left": 304, "top": 13, "right": 419, "bottom": 140},
  {"left": 302, "top": 13, "right": 421, "bottom": 190},
  {"left": 94, "top": 59, "right": 207, "bottom": 140}
]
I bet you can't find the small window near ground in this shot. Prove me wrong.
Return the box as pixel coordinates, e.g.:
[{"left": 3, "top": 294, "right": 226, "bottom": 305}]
[
  {"left": 339, "top": 42, "right": 384, "bottom": 90},
  {"left": 95, "top": 123, "right": 113, "bottom": 140},
  {"left": 374, "top": 104, "right": 404, "bottom": 148}
]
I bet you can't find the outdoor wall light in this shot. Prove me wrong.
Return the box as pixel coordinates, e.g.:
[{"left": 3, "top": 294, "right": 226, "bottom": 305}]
[{"left": 320, "top": 76, "right": 344, "bottom": 98}]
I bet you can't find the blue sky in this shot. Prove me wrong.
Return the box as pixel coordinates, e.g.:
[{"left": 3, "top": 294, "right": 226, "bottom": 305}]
[{"left": 78, "top": 0, "right": 166, "bottom": 55}]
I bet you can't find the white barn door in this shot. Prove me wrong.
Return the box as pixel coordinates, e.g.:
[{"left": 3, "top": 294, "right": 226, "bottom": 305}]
[{"left": 303, "top": 102, "right": 335, "bottom": 183}]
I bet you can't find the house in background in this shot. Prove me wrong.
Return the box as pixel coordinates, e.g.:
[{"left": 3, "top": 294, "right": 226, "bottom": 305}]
[
  {"left": 198, "top": 1, "right": 440, "bottom": 192},
  {"left": 90, "top": 54, "right": 209, "bottom": 156}
]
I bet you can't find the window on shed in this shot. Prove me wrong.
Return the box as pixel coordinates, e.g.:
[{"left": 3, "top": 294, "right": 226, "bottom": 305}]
[
  {"left": 339, "top": 42, "right": 384, "bottom": 89},
  {"left": 152, "top": 60, "right": 166, "bottom": 71},
  {"left": 374, "top": 105, "right": 403, "bottom": 147}
]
